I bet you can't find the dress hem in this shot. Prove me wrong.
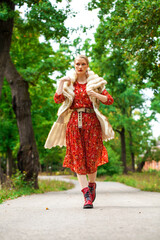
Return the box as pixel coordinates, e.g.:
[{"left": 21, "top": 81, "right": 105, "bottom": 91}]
[{"left": 63, "top": 160, "right": 109, "bottom": 175}]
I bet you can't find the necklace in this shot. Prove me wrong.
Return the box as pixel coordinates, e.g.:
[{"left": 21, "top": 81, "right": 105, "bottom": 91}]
[{"left": 77, "top": 81, "right": 87, "bottom": 84}]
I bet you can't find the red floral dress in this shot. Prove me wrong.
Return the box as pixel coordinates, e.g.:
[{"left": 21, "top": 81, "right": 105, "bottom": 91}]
[{"left": 54, "top": 81, "right": 114, "bottom": 174}]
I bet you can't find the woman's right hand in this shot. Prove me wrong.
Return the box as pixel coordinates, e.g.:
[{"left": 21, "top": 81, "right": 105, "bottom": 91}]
[
  {"left": 60, "top": 76, "right": 71, "bottom": 86},
  {"left": 56, "top": 76, "right": 71, "bottom": 95}
]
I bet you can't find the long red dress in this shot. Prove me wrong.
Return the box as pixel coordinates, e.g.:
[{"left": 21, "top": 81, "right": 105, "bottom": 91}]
[{"left": 54, "top": 81, "right": 114, "bottom": 175}]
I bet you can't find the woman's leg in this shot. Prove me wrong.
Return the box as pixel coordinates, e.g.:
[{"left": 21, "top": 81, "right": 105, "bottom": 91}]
[
  {"left": 77, "top": 174, "right": 93, "bottom": 208},
  {"left": 88, "top": 171, "right": 97, "bottom": 203},
  {"left": 77, "top": 174, "right": 88, "bottom": 189},
  {"left": 88, "top": 171, "right": 97, "bottom": 183}
]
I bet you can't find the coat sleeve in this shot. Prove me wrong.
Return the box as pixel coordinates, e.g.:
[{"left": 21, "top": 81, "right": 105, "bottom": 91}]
[
  {"left": 100, "top": 89, "right": 114, "bottom": 105},
  {"left": 54, "top": 92, "right": 65, "bottom": 104}
]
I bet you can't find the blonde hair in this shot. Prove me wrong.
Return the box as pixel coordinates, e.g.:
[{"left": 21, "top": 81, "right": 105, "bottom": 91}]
[{"left": 74, "top": 55, "right": 89, "bottom": 65}]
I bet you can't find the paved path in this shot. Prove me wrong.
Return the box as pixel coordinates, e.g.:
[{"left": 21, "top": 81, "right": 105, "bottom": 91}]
[{"left": 0, "top": 175, "right": 160, "bottom": 240}]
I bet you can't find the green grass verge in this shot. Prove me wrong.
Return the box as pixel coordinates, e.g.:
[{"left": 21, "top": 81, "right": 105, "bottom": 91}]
[
  {"left": 0, "top": 179, "right": 74, "bottom": 204},
  {"left": 105, "top": 172, "right": 160, "bottom": 192},
  {"left": 70, "top": 171, "right": 160, "bottom": 192}
]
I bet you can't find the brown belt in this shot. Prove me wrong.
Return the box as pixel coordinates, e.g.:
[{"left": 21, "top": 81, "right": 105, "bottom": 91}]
[{"left": 74, "top": 108, "right": 94, "bottom": 128}]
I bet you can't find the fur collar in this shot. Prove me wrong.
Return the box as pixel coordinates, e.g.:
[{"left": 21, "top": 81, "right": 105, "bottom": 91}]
[{"left": 57, "top": 69, "right": 107, "bottom": 116}]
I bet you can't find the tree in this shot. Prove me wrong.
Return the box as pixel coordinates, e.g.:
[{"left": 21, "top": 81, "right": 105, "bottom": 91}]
[
  {"left": 88, "top": 0, "right": 160, "bottom": 89},
  {"left": 87, "top": 0, "right": 157, "bottom": 173},
  {"left": 0, "top": 0, "right": 72, "bottom": 187}
]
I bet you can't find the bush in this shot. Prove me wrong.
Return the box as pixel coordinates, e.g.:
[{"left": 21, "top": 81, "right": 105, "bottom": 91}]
[
  {"left": 97, "top": 146, "right": 123, "bottom": 176},
  {"left": 11, "top": 170, "right": 34, "bottom": 189}
]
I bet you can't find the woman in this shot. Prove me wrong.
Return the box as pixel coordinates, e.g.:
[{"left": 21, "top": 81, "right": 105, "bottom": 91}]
[{"left": 44, "top": 55, "right": 114, "bottom": 209}]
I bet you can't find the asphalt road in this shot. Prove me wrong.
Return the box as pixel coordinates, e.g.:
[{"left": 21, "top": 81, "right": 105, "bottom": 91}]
[{"left": 0, "top": 175, "right": 160, "bottom": 240}]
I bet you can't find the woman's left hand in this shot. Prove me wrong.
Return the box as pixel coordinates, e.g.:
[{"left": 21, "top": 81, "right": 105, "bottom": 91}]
[
  {"left": 87, "top": 90, "right": 97, "bottom": 98},
  {"left": 87, "top": 89, "right": 108, "bottom": 102}
]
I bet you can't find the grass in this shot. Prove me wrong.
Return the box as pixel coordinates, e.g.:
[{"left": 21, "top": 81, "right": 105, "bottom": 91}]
[
  {"left": 4, "top": 170, "right": 157, "bottom": 204},
  {"left": 70, "top": 171, "right": 160, "bottom": 192},
  {"left": 104, "top": 171, "right": 160, "bottom": 192},
  {"left": 0, "top": 179, "right": 74, "bottom": 204}
]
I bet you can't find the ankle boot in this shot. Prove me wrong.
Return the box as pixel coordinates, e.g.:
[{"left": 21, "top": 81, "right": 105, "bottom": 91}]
[
  {"left": 81, "top": 187, "right": 93, "bottom": 209},
  {"left": 88, "top": 182, "right": 96, "bottom": 202}
]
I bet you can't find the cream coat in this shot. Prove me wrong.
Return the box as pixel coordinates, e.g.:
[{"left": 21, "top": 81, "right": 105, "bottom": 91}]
[{"left": 44, "top": 70, "right": 114, "bottom": 149}]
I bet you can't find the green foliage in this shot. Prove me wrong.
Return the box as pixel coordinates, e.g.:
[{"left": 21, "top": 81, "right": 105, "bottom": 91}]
[
  {"left": 10, "top": 14, "right": 71, "bottom": 80},
  {"left": 150, "top": 147, "right": 160, "bottom": 162},
  {"left": 24, "top": 0, "right": 70, "bottom": 41},
  {"left": 96, "top": 54, "right": 154, "bottom": 169},
  {"left": 10, "top": 24, "right": 71, "bottom": 170},
  {"left": 1, "top": 2, "right": 73, "bottom": 174},
  {"left": 97, "top": 145, "right": 123, "bottom": 176},
  {"left": 151, "top": 93, "right": 160, "bottom": 113},
  {"left": 87, "top": 0, "right": 158, "bottom": 171},
  {"left": 0, "top": 2, "right": 12, "bottom": 20},
  {"left": 89, "top": 0, "right": 160, "bottom": 89},
  {"left": 11, "top": 170, "right": 33, "bottom": 188},
  {"left": 13, "top": 0, "right": 71, "bottom": 8},
  {"left": 1, "top": 0, "right": 71, "bottom": 42},
  {"left": 16, "top": 30, "right": 71, "bottom": 170},
  {"left": 82, "top": 38, "right": 92, "bottom": 57}
]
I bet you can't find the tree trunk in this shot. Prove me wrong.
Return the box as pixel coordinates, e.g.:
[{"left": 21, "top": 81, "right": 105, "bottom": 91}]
[
  {"left": 0, "top": 157, "right": 2, "bottom": 185},
  {"left": 137, "top": 161, "right": 145, "bottom": 172},
  {"left": 5, "top": 55, "right": 39, "bottom": 188},
  {"left": 0, "top": 0, "right": 15, "bottom": 96},
  {"left": 0, "top": 157, "right": 6, "bottom": 185},
  {"left": 6, "top": 146, "right": 13, "bottom": 177},
  {"left": 131, "top": 152, "right": 135, "bottom": 172},
  {"left": 120, "top": 127, "right": 128, "bottom": 174},
  {"left": 129, "top": 131, "right": 135, "bottom": 172},
  {"left": 137, "top": 149, "right": 150, "bottom": 172}
]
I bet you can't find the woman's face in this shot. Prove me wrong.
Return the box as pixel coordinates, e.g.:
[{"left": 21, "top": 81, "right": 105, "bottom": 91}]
[{"left": 74, "top": 57, "right": 89, "bottom": 76}]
